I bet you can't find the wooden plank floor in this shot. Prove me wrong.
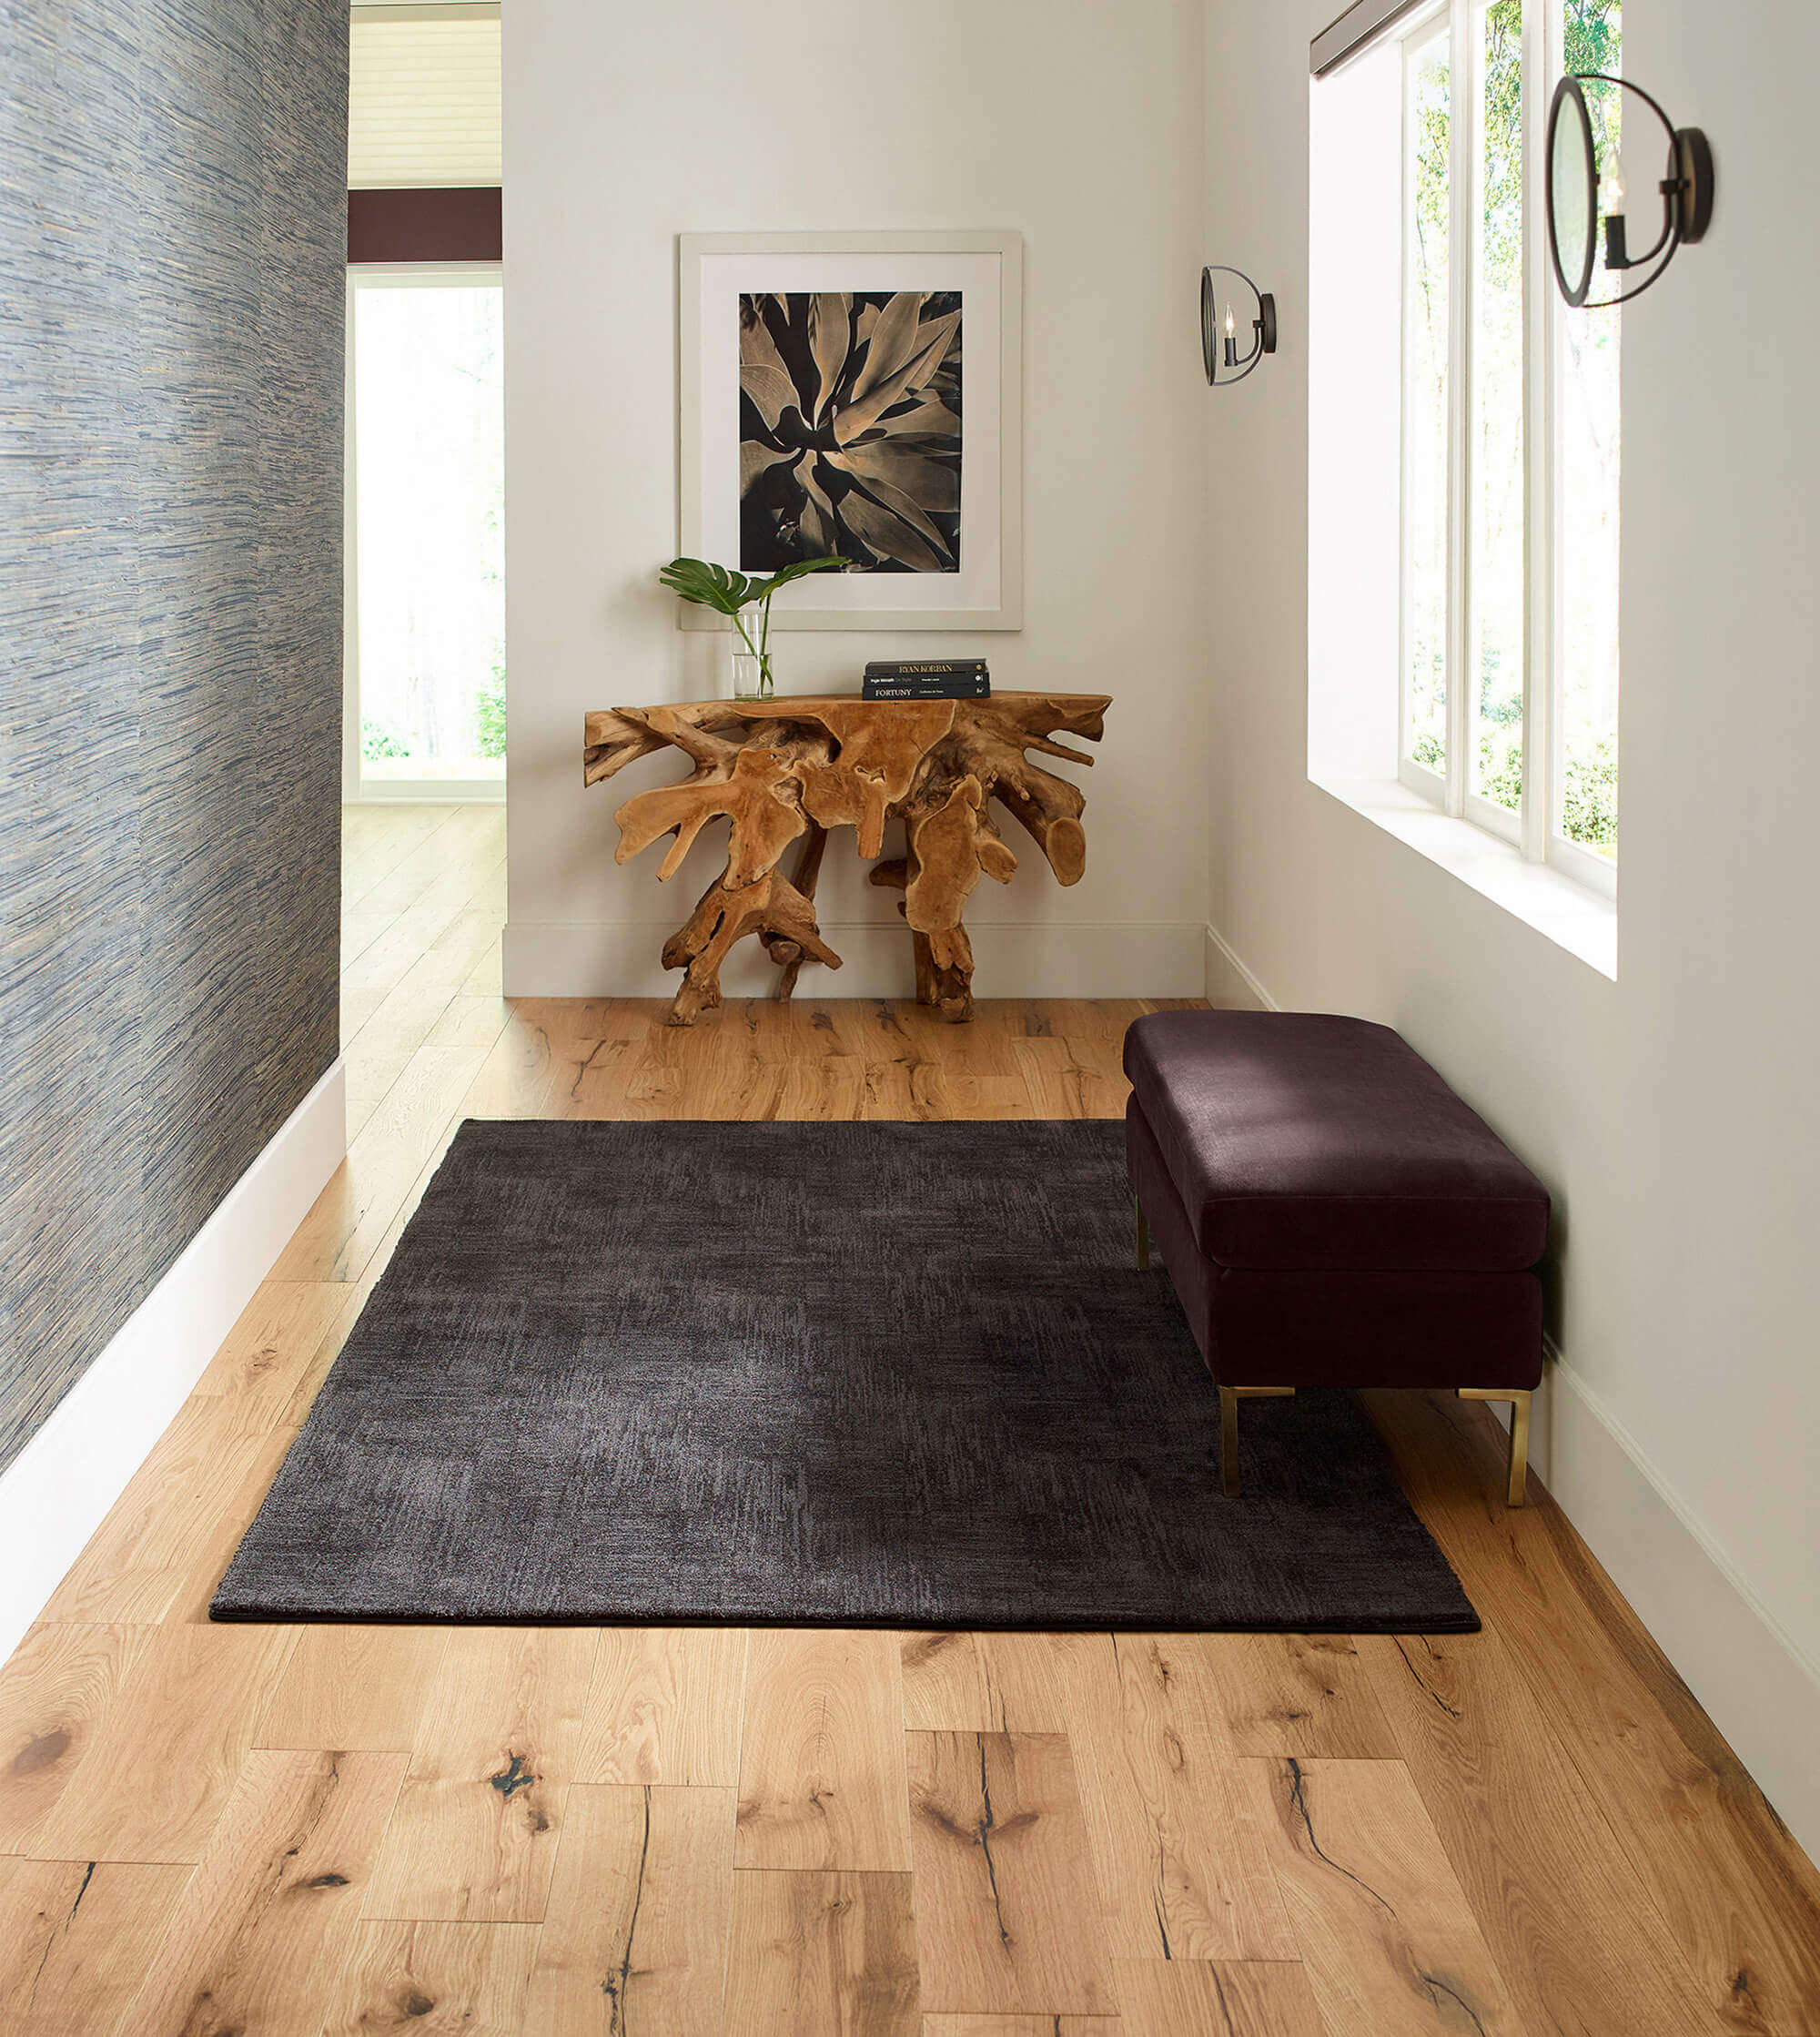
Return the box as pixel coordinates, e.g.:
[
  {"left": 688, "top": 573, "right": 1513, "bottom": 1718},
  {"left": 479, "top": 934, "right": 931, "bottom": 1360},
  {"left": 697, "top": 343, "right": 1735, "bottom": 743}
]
[{"left": 2, "top": 800, "right": 1817, "bottom": 2035}]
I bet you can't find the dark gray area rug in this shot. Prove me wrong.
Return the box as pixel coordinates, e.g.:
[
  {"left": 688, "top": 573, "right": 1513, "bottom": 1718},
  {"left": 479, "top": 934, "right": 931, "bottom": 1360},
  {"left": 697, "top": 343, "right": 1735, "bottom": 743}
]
[{"left": 214, "top": 1119, "right": 1477, "bottom": 1632}]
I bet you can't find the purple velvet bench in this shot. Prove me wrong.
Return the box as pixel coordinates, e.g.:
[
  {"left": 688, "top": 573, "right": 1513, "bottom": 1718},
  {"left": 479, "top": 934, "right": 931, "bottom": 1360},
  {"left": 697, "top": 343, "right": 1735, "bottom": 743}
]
[{"left": 1124, "top": 1010, "right": 1549, "bottom": 1505}]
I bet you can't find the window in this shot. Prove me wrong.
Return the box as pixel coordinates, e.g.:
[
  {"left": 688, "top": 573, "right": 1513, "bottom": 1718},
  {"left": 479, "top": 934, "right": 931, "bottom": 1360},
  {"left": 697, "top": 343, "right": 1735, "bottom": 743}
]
[
  {"left": 346, "top": 266, "right": 505, "bottom": 797},
  {"left": 1402, "top": 22, "right": 1451, "bottom": 785},
  {"left": 1368, "top": 0, "right": 1622, "bottom": 891}
]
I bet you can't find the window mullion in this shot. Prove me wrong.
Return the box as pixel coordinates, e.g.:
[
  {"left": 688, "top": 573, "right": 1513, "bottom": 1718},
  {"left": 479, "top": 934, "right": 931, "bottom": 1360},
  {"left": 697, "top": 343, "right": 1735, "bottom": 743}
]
[
  {"left": 1443, "top": 0, "right": 1474, "bottom": 819},
  {"left": 1521, "top": 0, "right": 1556, "bottom": 861}
]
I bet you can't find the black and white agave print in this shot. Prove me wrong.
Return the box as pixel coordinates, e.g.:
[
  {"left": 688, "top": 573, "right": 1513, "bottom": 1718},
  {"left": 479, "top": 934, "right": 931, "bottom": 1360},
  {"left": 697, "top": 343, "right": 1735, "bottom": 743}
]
[{"left": 738, "top": 289, "right": 962, "bottom": 574}]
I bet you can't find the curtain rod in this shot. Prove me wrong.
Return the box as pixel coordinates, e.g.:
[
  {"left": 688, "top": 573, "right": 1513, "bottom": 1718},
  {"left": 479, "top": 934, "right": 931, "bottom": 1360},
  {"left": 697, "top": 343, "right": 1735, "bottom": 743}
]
[{"left": 1310, "top": 0, "right": 1430, "bottom": 76}]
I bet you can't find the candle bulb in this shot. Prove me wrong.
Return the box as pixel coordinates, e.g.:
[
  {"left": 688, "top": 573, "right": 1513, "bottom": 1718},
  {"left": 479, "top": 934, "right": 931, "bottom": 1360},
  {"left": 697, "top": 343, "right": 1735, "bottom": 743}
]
[{"left": 1602, "top": 157, "right": 1631, "bottom": 269}]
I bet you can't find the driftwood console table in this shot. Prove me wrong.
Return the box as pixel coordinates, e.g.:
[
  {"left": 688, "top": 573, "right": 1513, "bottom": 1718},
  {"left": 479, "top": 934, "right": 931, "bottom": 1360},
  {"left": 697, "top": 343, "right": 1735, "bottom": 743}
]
[{"left": 583, "top": 692, "right": 1110, "bottom": 1025}]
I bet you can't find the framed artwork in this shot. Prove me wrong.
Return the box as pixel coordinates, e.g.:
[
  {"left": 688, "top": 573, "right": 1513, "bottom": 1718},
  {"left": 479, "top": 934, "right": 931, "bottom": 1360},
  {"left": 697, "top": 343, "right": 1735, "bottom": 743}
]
[{"left": 678, "top": 229, "right": 1023, "bottom": 631}]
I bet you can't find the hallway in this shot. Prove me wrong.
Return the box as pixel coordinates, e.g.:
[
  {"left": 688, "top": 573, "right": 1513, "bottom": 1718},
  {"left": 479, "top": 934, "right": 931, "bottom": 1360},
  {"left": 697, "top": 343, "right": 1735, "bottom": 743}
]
[{"left": 0, "top": 807, "right": 1816, "bottom": 2034}]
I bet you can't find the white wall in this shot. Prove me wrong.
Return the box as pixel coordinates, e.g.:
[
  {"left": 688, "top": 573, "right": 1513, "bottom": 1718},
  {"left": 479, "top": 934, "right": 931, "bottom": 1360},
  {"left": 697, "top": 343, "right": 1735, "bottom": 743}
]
[
  {"left": 1207, "top": 0, "right": 1820, "bottom": 1849},
  {"left": 502, "top": 0, "right": 1209, "bottom": 1002}
]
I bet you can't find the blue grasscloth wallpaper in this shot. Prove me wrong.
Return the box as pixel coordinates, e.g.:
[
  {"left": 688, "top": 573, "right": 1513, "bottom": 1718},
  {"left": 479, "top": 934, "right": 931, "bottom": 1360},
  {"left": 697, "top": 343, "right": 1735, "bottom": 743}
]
[{"left": 0, "top": 0, "right": 347, "bottom": 1475}]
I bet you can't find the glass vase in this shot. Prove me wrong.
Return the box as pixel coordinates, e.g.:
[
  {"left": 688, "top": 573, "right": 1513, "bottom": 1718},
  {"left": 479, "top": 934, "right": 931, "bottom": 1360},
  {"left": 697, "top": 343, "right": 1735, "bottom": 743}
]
[{"left": 728, "top": 638, "right": 774, "bottom": 701}]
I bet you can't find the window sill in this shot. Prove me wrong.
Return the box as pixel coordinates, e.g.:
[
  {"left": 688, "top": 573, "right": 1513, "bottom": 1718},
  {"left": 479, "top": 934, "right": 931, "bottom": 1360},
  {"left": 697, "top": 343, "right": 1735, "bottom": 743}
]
[{"left": 1311, "top": 776, "right": 1618, "bottom": 980}]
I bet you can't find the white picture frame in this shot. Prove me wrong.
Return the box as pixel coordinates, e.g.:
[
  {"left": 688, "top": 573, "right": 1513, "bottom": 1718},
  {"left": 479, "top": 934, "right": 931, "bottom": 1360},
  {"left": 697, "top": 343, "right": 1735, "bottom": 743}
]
[{"left": 677, "top": 229, "right": 1024, "bottom": 632}]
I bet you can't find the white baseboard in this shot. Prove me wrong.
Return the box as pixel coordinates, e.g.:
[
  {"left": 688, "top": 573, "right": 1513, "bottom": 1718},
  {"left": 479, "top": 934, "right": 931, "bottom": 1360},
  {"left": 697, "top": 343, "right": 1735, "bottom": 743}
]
[
  {"left": 504, "top": 918, "right": 1208, "bottom": 1001},
  {"left": 0, "top": 1057, "right": 348, "bottom": 1666},
  {"left": 1204, "top": 922, "right": 1820, "bottom": 1863},
  {"left": 1539, "top": 1350, "right": 1820, "bottom": 1860},
  {"left": 1204, "top": 923, "right": 1279, "bottom": 1009},
  {"left": 343, "top": 785, "right": 506, "bottom": 806}
]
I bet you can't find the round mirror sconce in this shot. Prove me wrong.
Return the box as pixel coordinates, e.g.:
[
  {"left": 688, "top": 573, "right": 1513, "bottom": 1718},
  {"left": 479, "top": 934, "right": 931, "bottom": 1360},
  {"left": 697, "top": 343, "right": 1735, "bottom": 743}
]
[
  {"left": 1546, "top": 72, "right": 1713, "bottom": 308},
  {"left": 1202, "top": 265, "right": 1277, "bottom": 387}
]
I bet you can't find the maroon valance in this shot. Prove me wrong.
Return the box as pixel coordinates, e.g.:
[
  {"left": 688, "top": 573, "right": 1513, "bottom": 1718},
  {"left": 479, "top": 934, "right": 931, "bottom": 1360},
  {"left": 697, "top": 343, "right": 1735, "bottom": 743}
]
[{"left": 348, "top": 187, "right": 501, "bottom": 264}]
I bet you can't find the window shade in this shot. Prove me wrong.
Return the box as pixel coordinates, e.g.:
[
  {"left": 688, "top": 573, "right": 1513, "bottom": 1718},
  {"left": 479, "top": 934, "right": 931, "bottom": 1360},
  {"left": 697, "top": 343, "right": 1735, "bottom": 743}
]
[
  {"left": 349, "top": 5, "right": 501, "bottom": 189},
  {"left": 1310, "top": 0, "right": 1432, "bottom": 76}
]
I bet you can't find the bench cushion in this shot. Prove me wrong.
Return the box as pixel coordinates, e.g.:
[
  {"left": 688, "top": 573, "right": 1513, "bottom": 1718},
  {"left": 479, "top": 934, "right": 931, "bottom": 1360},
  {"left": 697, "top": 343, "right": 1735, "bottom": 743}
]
[
  {"left": 1127, "top": 1093, "right": 1544, "bottom": 1388},
  {"left": 1124, "top": 1010, "right": 1549, "bottom": 1272}
]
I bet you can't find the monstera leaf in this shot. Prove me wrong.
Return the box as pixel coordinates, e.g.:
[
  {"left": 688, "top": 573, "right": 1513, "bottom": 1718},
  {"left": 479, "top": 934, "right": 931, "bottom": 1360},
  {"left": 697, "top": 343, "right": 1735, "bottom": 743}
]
[
  {"left": 659, "top": 558, "right": 761, "bottom": 615},
  {"left": 750, "top": 554, "right": 847, "bottom": 604},
  {"left": 660, "top": 553, "right": 846, "bottom": 617}
]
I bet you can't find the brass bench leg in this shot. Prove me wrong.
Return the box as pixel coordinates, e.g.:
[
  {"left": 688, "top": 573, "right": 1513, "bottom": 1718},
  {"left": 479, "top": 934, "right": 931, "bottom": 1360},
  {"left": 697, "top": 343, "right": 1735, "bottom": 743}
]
[
  {"left": 1219, "top": 1384, "right": 1297, "bottom": 1497},
  {"left": 1135, "top": 1196, "right": 1151, "bottom": 1271},
  {"left": 1458, "top": 1387, "right": 1533, "bottom": 1506}
]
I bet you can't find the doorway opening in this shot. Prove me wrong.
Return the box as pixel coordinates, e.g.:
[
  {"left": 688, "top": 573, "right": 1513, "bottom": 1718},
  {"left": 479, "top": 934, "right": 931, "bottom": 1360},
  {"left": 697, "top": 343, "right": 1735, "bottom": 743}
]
[{"left": 344, "top": 263, "right": 504, "bottom": 802}]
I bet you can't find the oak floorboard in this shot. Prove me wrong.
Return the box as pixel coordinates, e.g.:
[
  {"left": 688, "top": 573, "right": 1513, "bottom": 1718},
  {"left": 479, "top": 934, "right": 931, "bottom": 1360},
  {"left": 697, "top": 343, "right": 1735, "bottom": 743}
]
[
  {"left": 897, "top": 1003, "right": 1025, "bottom": 1077},
  {"left": 32, "top": 1624, "right": 298, "bottom": 1865},
  {"left": 863, "top": 1048, "right": 955, "bottom": 1120},
  {"left": 668, "top": 1019, "right": 793, "bottom": 1121},
  {"left": 735, "top": 1630, "right": 915, "bottom": 1872},
  {"left": 923, "top": 2020, "right": 1122, "bottom": 2037},
  {"left": 339, "top": 907, "right": 399, "bottom": 977},
  {"left": 940, "top": 1072, "right": 1039, "bottom": 1120},
  {"left": 338, "top": 819, "right": 502, "bottom": 996},
  {"left": 1009, "top": 1037, "right": 1127, "bottom": 1119},
  {"left": 523, "top": 1783, "right": 734, "bottom": 2035},
  {"left": 971, "top": 1633, "right": 1106, "bottom": 1735},
  {"left": 1188, "top": 1634, "right": 1401, "bottom": 1759},
  {"left": 167, "top": 1417, "right": 313, "bottom": 1624},
  {"left": 126, "top": 1747, "right": 409, "bottom": 2035},
  {"left": 255, "top": 1626, "right": 453, "bottom": 1752},
  {"left": 1052, "top": 1633, "right": 1294, "bottom": 1964},
  {"left": 722, "top": 1868, "right": 920, "bottom": 2037},
  {"left": 1115, "top": 1958, "right": 1331, "bottom": 2036},
  {"left": 902, "top": 1632, "right": 996, "bottom": 1733},
  {"left": 322, "top": 1920, "right": 541, "bottom": 2037},
  {"left": 339, "top": 984, "right": 389, "bottom": 1048},
  {"left": 906, "top": 1730, "right": 1114, "bottom": 2018},
  {"left": 1018, "top": 998, "right": 1156, "bottom": 1041},
  {"left": 270, "top": 1035, "right": 497, "bottom": 1284},
  {"left": 276, "top": 1265, "right": 386, "bottom": 1431},
  {"left": 361, "top": 1627, "right": 598, "bottom": 1922},
  {"left": 459, "top": 930, "right": 503, "bottom": 997},
  {"left": 424, "top": 989, "right": 514, "bottom": 1052},
  {"left": 1242, "top": 1756, "right": 1526, "bottom": 2037},
  {"left": 0, "top": 1624, "right": 155, "bottom": 1855},
  {"left": 411, "top": 900, "right": 506, "bottom": 989},
  {"left": 38, "top": 1390, "right": 280, "bottom": 1625},
  {"left": 339, "top": 805, "right": 459, "bottom": 914},
  {"left": 340, "top": 891, "right": 478, "bottom": 998},
  {"left": 574, "top": 1627, "right": 747, "bottom": 1786},
  {"left": 1362, "top": 1385, "right": 1820, "bottom": 2033},
  {"left": 0, "top": 1857, "right": 191, "bottom": 2036},
  {"left": 1362, "top": 1628, "right": 1719, "bottom": 2037},
  {"left": 188, "top": 1281, "right": 352, "bottom": 1427},
  {"left": 521, "top": 1000, "right": 667, "bottom": 1121},
  {"left": 457, "top": 1004, "right": 565, "bottom": 1120},
  {"left": 778, "top": 1049, "right": 868, "bottom": 1119},
  {"left": 344, "top": 974, "right": 475, "bottom": 1107},
  {"left": 345, "top": 1089, "right": 385, "bottom": 1142}
]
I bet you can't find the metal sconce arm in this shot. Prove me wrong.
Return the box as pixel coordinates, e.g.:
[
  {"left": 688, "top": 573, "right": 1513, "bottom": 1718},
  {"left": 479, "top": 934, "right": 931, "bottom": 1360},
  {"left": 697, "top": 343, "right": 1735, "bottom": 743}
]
[{"left": 1201, "top": 264, "right": 1278, "bottom": 388}]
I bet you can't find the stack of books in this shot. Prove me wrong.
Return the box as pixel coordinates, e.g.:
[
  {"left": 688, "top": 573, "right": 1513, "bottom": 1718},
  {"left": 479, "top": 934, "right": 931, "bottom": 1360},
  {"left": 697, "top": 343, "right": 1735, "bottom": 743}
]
[{"left": 861, "top": 658, "right": 991, "bottom": 702}]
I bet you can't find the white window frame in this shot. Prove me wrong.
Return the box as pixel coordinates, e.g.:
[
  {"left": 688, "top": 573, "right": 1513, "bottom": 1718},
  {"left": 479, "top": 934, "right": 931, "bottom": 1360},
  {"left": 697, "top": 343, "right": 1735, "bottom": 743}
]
[
  {"left": 1392, "top": 0, "right": 1617, "bottom": 899},
  {"left": 343, "top": 260, "right": 506, "bottom": 806}
]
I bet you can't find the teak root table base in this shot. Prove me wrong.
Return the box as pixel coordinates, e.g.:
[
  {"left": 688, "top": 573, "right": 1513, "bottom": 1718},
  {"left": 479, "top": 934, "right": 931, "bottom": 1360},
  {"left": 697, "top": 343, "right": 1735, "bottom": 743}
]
[{"left": 582, "top": 691, "right": 1111, "bottom": 1025}]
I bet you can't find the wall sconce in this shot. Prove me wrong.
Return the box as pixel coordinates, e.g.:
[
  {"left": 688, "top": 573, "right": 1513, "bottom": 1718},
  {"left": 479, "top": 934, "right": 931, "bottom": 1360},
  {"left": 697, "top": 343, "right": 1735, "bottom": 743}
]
[
  {"left": 1546, "top": 73, "right": 1713, "bottom": 308},
  {"left": 1201, "top": 265, "right": 1277, "bottom": 386}
]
